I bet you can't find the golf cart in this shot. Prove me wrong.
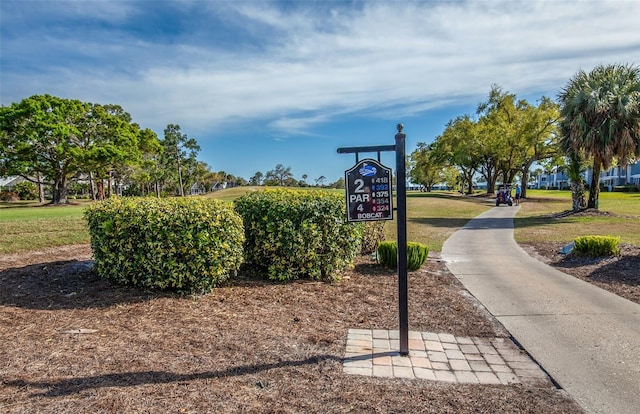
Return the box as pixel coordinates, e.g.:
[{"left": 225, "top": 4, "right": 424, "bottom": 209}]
[{"left": 496, "top": 185, "right": 513, "bottom": 206}]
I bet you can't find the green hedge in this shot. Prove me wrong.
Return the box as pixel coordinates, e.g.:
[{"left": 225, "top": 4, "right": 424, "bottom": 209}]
[
  {"left": 234, "top": 189, "right": 362, "bottom": 281},
  {"left": 613, "top": 185, "right": 639, "bottom": 193},
  {"left": 84, "top": 197, "right": 244, "bottom": 293},
  {"left": 377, "top": 241, "right": 429, "bottom": 271},
  {"left": 573, "top": 235, "right": 620, "bottom": 257}
]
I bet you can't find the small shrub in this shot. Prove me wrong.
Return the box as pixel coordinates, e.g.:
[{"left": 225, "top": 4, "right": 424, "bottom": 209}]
[
  {"left": 407, "top": 242, "right": 429, "bottom": 270},
  {"left": 377, "top": 241, "right": 429, "bottom": 271},
  {"left": 234, "top": 189, "right": 362, "bottom": 281},
  {"left": 85, "top": 197, "right": 244, "bottom": 293},
  {"left": 613, "top": 185, "right": 639, "bottom": 193},
  {"left": 573, "top": 235, "right": 620, "bottom": 257},
  {"left": 360, "top": 221, "right": 386, "bottom": 254},
  {"left": 13, "top": 181, "right": 38, "bottom": 200},
  {"left": 0, "top": 191, "right": 19, "bottom": 202},
  {"left": 377, "top": 241, "right": 397, "bottom": 268}
]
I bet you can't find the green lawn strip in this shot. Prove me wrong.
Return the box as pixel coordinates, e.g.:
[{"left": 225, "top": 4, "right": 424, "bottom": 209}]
[
  {"left": 515, "top": 191, "right": 640, "bottom": 246},
  {"left": 3, "top": 189, "right": 637, "bottom": 255},
  {"left": 209, "top": 188, "right": 491, "bottom": 252},
  {"left": 204, "top": 186, "right": 342, "bottom": 202},
  {"left": 385, "top": 191, "right": 492, "bottom": 252},
  {"left": 203, "top": 186, "right": 262, "bottom": 202},
  {"left": 0, "top": 204, "right": 90, "bottom": 254},
  {"left": 1, "top": 190, "right": 493, "bottom": 255}
]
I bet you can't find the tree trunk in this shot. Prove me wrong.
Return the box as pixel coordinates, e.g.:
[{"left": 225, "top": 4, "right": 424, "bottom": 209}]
[
  {"left": 520, "top": 160, "right": 534, "bottom": 199},
  {"left": 587, "top": 161, "right": 601, "bottom": 209},
  {"left": 96, "top": 179, "right": 105, "bottom": 200},
  {"left": 107, "top": 170, "right": 113, "bottom": 198},
  {"left": 465, "top": 171, "right": 474, "bottom": 194},
  {"left": 89, "top": 172, "right": 97, "bottom": 201},
  {"left": 52, "top": 176, "right": 68, "bottom": 204},
  {"left": 37, "top": 172, "right": 45, "bottom": 203},
  {"left": 487, "top": 172, "right": 498, "bottom": 194},
  {"left": 505, "top": 170, "right": 517, "bottom": 186},
  {"left": 177, "top": 147, "right": 185, "bottom": 197},
  {"left": 571, "top": 181, "right": 587, "bottom": 211}
]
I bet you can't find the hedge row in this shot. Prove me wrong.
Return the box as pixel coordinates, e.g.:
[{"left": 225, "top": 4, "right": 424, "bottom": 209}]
[
  {"left": 85, "top": 197, "right": 244, "bottom": 293},
  {"left": 85, "top": 189, "right": 366, "bottom": 292},
  {"left": 235, "top": 189, "right": 363, "bottom": 281}
]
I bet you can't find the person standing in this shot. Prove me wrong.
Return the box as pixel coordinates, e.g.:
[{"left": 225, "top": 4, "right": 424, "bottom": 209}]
[{"left": 515, "top": 183, "right": 522, "bottom": 206}]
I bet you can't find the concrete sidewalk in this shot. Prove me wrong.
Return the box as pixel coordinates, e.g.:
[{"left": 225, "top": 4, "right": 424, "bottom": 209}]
[{"left": 441, "top": 206, "right": 640, "bottom": 414}]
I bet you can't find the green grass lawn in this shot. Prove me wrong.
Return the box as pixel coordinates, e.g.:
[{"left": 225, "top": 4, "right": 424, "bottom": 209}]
[
  {"left": 202, "top": 186, "right": 262, "bottom": 202},
  {"left": 1, "top": 188, "right": 638, "bottom": 255},
  {"left": 206, "top": 188, "right": 492, "bottom": 252},
  {"left": 515, "top": 190, "right": 640, "bottom": 245},
  {"left": 0, "top": 202, "right": 91, "bottom": 254},
  {"left": 385, "top": 191, "right": 492, "bottom": 252}
]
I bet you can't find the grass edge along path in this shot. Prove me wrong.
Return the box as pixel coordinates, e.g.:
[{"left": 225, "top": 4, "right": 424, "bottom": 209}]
[
  {"left": 514, "top": 190, "right": 640, "bottom": 246},
  {"left": 1, "top": 190, "right": 492, "bottom": 256},
  {"left": 2, "top": 189, "right": 638, "bottom": 255}
]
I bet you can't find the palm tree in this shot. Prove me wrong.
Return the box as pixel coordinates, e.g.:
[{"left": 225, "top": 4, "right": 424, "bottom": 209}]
[
  {"left": 566, "top": 150, "right": 587, "bottom": 211},
  {"left": 558, "top": 64, "right": 640, "bottom": 209}
]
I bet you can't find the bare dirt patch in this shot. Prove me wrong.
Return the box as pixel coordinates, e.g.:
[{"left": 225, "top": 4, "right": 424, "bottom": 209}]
[
  {"left": 1, "top": 245, "right": 583, "bottom": 413},
  {"left": 545, "top": 208, "right": 633, "bottom": 219}
]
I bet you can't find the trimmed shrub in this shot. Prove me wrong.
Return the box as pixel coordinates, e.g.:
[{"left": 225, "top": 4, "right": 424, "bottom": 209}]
[
  {"left": 407, "top": 242, "right": 429, "bottom": 270},
  {"left": 234, "top": 189, "right": 363, "bottom": 281},
  {"left": 360, "top": 221, "right": 386, "bottom": 254},
  {"left": 84, "top": 197, "right": 244, "bottom": 293},
  {"left": 573, "top": 235, "right": 620, "bottom": 257},
  {"left": 377, "top": 241, "right": 397, "bottom": 268},
  {"left": 613, "top": 185, "right": 640, "bottom": 193},
  {"left": 13, "top": 181, "right": 38, "bottom": 200},
  {"left": 377, "top": 241, "right": 429, "bottom": 271}
]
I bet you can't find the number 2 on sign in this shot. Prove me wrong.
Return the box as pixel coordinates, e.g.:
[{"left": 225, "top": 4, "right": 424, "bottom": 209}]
[{"left": 354, "top": 179, "right": 365, "bottom": 193}]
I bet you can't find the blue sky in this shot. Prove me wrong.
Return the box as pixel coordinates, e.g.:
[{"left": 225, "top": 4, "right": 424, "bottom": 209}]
[{"left": 1, "top": 0, "right": 639, "bottom": 183}]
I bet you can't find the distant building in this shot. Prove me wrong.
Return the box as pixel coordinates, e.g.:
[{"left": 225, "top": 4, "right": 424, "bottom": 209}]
[
  {"left": 210, "top": 181, "right": 228, "bottom": 191},
  {"left": 190, "top": 182, "right": 207, "bottom": 195},
  {"left": 589, "top": 162, "right": 640, "bottom": 190},
  {"left": 532, "top": 160, "right": 640, "bottom": 190},
  {"left": 0, "top": 176, "right": 25, "bottom": 190}
]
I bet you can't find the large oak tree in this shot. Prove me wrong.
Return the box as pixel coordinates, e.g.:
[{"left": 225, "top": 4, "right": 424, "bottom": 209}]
[{"left": 0, "top": 95, "right": 151, "bottom": 204}]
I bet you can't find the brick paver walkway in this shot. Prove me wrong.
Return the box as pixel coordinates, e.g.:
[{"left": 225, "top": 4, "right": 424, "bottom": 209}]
[{"left": 343, "top": 329, "right": 550, "bottom": 385}]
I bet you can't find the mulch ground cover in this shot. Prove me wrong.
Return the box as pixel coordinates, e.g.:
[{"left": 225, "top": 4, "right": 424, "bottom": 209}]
[
  {"left": 1, "top": 245, "right": 583, "bottom": 413},
  {"left": 523, "top": 242, "right": 640, "bottom": 305}
]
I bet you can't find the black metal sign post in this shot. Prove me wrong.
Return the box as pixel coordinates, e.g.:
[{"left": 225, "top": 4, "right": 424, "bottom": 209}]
[
  {"left": 337, "top": 124, "right": 409, "bottom": 356},
  {"left": 394, "top": 126, "right": 408, "bottom": 356}
]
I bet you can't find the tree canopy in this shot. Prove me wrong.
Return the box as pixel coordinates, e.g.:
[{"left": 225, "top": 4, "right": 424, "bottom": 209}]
[
  {"left": 416, "top": 86, "right": 560, "bottom": 196},
  {"left": 0, "top": 95, "right": 148, "bottom": 203},
  {"left": 559, "top": 63, "right": 640, "bottom": 208},
  {"left": 160, "top": 124, "right": 201, "bottom": 197},
  {"left": 265, "top": 164, "right": 294, "bottom": 186}
]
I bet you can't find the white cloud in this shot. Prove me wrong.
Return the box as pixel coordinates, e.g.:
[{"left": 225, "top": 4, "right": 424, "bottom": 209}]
[{"left": 2, "top": 0, "right": 639, "bottom": 137}]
